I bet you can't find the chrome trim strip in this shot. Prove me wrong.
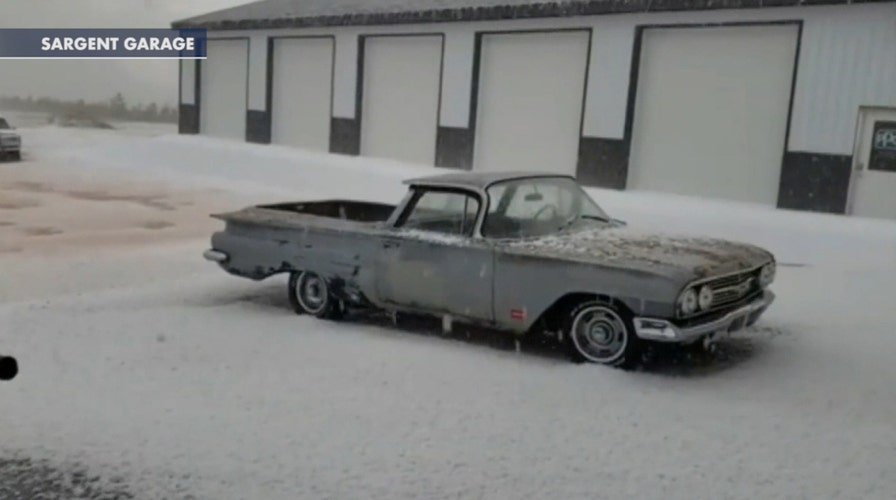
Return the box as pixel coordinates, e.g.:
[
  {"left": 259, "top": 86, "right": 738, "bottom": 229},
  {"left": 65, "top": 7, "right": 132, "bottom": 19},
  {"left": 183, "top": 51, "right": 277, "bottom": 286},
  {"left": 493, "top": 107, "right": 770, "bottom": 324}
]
[{"left": 634, "top": 290, "right": 775, "bottom": 343}]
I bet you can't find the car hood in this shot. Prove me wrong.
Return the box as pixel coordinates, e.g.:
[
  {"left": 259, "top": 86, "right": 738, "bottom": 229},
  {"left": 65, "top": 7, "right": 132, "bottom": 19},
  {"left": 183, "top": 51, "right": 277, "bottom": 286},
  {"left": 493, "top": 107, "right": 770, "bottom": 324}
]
[{"left": 500, "top": 226, "right": 774, "bottom": 282}]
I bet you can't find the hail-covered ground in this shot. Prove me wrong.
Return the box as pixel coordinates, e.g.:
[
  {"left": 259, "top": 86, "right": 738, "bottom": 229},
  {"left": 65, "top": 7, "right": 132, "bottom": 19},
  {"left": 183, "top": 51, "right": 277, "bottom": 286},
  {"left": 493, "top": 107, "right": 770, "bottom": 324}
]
[{"left": 1, "top": 120, "right": 894, "bottom": 500}]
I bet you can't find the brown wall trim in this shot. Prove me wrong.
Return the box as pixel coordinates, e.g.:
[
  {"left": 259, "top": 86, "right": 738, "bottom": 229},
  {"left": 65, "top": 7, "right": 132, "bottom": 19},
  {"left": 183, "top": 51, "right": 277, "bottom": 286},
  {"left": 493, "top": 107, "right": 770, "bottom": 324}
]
[
  {"left": 777, "top": 151, "right": 851, "bottom": 214},
  {"left": 576, "top": 137, "right": 628, "bottom": 189},
  {"left": 246, "top": 109, "right": 271, "bottom": 144},
  {"left": 178, "top": 104, "right": 199, "bottom": 134},
  {"left": 436, "top": 126, "right": 475, "bottom": 170},
  {"left": 330, "top": 117, "right": 361, "bottom": 155}
]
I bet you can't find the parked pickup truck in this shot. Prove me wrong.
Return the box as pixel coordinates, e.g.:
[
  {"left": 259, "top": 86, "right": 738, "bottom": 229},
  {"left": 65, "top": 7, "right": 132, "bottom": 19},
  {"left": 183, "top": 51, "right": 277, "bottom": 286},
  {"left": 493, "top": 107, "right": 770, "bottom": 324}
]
[
  {"left": 0, "top": 117, "right": 21, "bottom": 161},
  {"left": 204, "top": 172, "right": 776, "bottom": 368}
]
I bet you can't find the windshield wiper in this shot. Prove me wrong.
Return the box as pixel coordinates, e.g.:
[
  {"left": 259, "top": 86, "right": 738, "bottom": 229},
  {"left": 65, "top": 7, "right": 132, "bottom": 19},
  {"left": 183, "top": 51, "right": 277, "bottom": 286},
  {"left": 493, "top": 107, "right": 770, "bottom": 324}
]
[
  {"left": 579, "top": 215, "right": 609, "bottom": 222},
  {"left": 557, "top": 214, "right": 609, "bottom": 232}
]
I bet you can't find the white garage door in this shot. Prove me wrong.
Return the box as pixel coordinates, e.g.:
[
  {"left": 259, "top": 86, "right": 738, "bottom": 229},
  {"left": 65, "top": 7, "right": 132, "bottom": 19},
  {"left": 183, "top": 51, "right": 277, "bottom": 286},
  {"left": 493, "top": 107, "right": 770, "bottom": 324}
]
[
  {"left": 627, "top": 25, "right": 799, "bottom": 204},
  {"left": 200, "top": 39, "right": 249, "bottom": 140},
  {"left": 473, "top": 31, "right": 590, "bottom": 175},
  {"left": 271, "top": 37, "right": 334, "bottom": 152},
  {"left": 360, "top": 35, "right": 442, "bottom": 166}
]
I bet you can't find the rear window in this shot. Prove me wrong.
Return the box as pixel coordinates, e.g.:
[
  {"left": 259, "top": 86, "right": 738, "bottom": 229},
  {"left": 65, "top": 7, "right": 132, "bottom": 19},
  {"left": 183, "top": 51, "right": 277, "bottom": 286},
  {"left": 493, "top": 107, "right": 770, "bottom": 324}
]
[{"left": 399, "top": 189, "right": 480, "bottom": 236}]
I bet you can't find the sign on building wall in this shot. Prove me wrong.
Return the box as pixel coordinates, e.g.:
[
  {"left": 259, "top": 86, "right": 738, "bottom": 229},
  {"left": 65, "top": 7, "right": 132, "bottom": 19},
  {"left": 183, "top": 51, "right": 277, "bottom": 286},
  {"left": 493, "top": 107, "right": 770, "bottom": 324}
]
[
  {"left": 0, "top": 29, "right": 207, "bottom": 59},
  {"left": 869, "top": 121, "right": 896, "bottom": 172}
]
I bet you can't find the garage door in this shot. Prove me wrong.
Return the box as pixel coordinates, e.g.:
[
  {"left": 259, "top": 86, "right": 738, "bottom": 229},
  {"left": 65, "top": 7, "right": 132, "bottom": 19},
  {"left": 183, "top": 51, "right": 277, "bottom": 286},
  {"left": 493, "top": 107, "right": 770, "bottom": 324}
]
[
  {"left": 473, "top": 31, "right": 590, "bottom": 175},
  {"left": 627, "top": 25, "right": 799, "bottom": 204},
  {"left": 271, "top": 37, "right": 334, "bottom": 152},
  {"left": 200, "top": 39, "right": 249, "bottom": 140},
  {"left": 360, "top": 35, "right": 443, "bottom": 165}
]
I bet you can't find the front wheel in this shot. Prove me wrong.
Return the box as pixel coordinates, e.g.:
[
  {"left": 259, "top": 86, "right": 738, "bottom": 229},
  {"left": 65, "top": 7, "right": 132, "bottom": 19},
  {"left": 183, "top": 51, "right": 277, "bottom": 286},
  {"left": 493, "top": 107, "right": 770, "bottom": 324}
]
[
  {"left": 287, "top": 271, "right": 345, "bottom": 320},
  {"left": 564, "top": 300, "right": 642, "bottom": 369}
]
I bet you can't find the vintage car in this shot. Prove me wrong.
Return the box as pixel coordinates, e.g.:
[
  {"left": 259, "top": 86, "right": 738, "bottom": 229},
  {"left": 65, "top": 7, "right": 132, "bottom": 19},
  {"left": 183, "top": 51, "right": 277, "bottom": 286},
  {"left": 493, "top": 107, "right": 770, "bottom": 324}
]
[{"left": 204, "top": 172, "right": 776, "bottom": 368}]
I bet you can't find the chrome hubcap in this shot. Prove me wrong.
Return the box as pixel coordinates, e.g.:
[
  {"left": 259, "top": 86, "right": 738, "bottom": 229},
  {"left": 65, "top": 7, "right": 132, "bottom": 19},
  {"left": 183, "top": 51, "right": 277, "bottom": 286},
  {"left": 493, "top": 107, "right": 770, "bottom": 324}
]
[
  {"left": 571, "top": 306, "right": 628, "bottom": 363},
  {"left": 297, "top": 273, "right": 327, "bottom": 314},
  {"left": 588, "top": 323, "right": 614, "bottom": 344}
]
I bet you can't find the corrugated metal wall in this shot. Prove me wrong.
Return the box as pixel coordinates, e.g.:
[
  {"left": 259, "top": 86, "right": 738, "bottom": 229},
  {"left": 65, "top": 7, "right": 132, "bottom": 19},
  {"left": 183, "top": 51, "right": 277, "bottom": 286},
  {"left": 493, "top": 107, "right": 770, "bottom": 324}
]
[
  {"left": 187, "top": 3, "right": 896, "bottom": 157},
  {"left": 789, "top": 7, "right": 896, "bottom": 154}
]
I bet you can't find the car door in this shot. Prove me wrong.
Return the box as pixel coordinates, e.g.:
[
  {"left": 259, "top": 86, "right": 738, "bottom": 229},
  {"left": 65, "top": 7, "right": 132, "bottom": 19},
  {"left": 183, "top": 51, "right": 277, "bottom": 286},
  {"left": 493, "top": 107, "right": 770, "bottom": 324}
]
[{"left": 375, "top": 188, "right": 494, "bottom": 321}]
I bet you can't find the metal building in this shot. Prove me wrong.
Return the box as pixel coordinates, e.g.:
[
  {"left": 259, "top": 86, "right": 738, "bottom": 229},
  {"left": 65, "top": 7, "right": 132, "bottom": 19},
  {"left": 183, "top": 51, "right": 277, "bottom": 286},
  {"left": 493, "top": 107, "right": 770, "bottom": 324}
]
[{"left": 174, "top": 0, "right": 896, "bottom": 219}]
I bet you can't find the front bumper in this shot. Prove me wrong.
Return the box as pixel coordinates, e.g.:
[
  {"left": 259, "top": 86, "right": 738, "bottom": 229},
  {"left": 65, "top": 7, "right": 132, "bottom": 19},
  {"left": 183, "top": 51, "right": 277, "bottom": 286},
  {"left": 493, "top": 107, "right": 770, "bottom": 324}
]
[{"left": 633, "top": 290, "right": 775, "bottom": 344}]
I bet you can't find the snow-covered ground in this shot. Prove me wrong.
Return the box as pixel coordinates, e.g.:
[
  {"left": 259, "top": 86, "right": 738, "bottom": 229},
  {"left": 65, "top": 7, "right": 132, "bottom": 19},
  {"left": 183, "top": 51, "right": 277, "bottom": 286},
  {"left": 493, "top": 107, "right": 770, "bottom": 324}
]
[{"left": 1, "top": 125, "right": 894, "bottom": 499}]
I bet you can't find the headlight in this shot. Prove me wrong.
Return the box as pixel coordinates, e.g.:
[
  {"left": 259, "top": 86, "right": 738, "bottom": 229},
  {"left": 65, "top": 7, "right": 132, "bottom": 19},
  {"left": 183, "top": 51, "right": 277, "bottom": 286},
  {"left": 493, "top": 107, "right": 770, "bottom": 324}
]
[
  {"left": 759, "top": 262, "right": 776, "bottom": 287},
  {"left": 679, "top": 288, "right": 698, "bottom": 315},
  {"left": 698, "top": 285, "right": 714, "bottom": 310}
]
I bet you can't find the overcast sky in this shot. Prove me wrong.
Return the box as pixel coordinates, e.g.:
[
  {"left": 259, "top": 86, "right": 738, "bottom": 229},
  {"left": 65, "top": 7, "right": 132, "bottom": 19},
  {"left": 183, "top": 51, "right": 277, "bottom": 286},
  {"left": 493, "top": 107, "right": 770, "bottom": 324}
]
[{"left": 0, "top": 0, "right": 249, "bottom": 106}]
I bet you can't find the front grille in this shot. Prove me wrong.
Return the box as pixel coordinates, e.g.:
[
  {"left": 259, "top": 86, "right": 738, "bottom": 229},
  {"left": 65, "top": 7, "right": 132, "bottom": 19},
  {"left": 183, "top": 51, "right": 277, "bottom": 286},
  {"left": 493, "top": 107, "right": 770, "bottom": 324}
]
[
  {"left": 704, "top": 268, "right": 761, "bottom": 310},
  {"left": 705, "top": 273, "right": 744, "bottom": 289},
  {"left": 678, "top": 289, "right": 763, "bottom": 327}
]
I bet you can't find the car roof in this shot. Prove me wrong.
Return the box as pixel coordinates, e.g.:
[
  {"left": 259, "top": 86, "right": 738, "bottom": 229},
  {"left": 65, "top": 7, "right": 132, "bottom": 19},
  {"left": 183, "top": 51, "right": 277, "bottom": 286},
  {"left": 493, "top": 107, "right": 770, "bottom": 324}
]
[{"left": 404, "top": 171, "right": 576, "bottom": 191}]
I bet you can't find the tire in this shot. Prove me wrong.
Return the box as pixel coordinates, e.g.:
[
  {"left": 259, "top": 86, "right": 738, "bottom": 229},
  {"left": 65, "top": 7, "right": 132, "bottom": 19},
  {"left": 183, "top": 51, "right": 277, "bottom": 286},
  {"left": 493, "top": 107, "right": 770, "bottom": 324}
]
[
  {"left": 287, "top": 272, "right": 306, "bottom": 316},
  {"left": 287, "top": 271, "right": 345, "bottom": 320},
  {"left": 11, "top": 151, "right": 20, "bottom": 161},
  {"left": 564, "top": 300, "right": 642, "bottom": 369}
]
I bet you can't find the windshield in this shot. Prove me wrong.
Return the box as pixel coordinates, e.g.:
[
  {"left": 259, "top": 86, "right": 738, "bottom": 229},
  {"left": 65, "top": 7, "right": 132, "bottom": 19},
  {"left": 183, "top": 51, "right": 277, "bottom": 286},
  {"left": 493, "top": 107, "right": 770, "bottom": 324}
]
[{"left": 482, "top": 176, "right": 609, "bottom": 238}]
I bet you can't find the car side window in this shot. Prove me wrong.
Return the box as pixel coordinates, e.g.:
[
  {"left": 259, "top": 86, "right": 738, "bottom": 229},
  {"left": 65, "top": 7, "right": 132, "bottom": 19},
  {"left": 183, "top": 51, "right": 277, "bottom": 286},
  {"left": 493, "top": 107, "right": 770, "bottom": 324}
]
[{"left": 398, "top": 190, "right": 480, "bottom": 236}]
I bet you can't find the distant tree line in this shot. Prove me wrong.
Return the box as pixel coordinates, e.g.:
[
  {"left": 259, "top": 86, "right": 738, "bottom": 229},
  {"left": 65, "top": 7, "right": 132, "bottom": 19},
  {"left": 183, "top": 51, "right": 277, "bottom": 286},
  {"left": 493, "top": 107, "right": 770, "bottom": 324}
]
[{"left": 0, "top": 93, "right": 178, "bottom": 124}]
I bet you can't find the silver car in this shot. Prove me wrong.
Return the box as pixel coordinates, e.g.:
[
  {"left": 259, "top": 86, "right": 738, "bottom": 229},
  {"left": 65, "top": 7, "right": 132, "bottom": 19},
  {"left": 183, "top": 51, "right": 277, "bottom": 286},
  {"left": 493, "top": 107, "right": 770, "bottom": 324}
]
[
  {"left": 0, "top": 117, "right": 21, "bottom": 161},
  {"left": 204, "top": 172, "right": 776, "bottom": 368}
]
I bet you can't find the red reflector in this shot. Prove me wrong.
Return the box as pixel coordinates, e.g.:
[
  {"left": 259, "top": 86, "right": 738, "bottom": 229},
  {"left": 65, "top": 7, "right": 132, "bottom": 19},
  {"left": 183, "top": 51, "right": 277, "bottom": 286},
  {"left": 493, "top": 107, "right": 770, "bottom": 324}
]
[{"left": 510, "top": 309, "right": 526, "bottom": 320}]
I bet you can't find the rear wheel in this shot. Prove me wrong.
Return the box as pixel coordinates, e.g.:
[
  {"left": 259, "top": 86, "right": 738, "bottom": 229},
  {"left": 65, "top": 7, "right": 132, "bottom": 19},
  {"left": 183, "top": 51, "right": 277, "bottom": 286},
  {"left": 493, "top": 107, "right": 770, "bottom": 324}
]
[
  {"left": 287, "top": 271, "right": 345, "bottom": 320},
  {"left": 564, "top": 300, "right": 642, "bottom": 369}
]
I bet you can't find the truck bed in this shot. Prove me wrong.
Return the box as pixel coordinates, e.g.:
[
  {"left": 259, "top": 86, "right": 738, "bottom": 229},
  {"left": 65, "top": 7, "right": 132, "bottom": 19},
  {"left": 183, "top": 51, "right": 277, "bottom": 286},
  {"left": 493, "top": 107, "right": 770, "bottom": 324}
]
[
  {"left": 258, "top": 200, "right": 396, "bottom": 222},
  {"left": 212, "top": 199, "right": 396, "bottom": 231},
  {"left": 209, "top": 199, "right": 397, "bottom": 281}
]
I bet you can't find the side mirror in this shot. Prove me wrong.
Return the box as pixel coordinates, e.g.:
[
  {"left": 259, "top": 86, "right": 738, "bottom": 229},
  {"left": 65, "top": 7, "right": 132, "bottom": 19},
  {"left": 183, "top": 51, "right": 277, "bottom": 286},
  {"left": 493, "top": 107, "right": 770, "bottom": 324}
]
[{"left": 0, "top": 355, "right": 18, "bottom": 381}]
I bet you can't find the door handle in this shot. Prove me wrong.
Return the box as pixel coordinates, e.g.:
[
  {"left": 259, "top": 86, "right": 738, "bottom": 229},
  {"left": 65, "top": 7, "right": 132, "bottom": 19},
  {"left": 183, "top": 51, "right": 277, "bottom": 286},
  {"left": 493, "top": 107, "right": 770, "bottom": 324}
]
[{"left": 383, "top": 240, "right": 400, "bottom": 249}]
